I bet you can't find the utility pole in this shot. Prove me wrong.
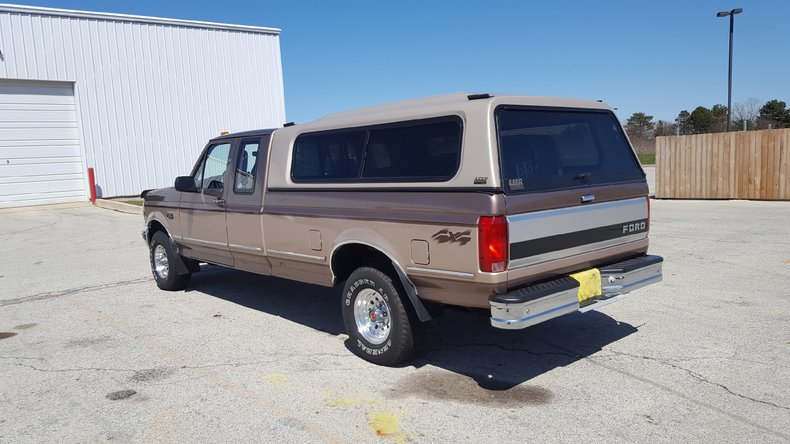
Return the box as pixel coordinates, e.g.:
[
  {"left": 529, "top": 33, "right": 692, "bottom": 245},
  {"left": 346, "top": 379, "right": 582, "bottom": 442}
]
[{"left": 717, "top": 8, "right": 743, "bottom": 132}]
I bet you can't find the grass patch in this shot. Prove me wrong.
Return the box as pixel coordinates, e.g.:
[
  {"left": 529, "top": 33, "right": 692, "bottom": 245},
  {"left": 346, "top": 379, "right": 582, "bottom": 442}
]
[
  {"left": 638, "top": 152, "right": 656, "bottom": 165},
  {"left": 120, "top": 199, "right": 143, "bottom": 206}
]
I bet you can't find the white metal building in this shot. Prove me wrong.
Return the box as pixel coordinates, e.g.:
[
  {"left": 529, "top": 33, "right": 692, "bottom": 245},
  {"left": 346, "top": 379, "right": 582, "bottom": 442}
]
[{"left": 0, "top": 4, "right": 285, "bottom": 207}]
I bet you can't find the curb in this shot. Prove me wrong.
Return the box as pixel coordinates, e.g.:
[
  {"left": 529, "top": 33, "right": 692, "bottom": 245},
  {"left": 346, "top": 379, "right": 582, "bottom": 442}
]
[{"left": 95, "top": 199, "right": 143, "bottom": 215}]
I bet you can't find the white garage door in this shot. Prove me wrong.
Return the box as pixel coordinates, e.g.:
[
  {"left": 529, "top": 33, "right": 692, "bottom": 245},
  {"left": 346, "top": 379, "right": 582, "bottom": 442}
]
[{"left": 0, "top": 79, "right": 84, "bottom": 208}]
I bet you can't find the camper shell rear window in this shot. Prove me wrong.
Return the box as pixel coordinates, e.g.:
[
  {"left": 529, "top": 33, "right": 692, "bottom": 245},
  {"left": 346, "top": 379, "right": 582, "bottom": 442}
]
[{"left": 496, "top": 107, "right": 643, "bottom": 194}]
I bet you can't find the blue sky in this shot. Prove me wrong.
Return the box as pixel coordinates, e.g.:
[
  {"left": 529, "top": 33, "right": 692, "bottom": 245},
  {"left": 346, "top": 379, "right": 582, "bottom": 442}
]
[{"left": 11, "top": 0, "right": 790, "bottom": 124}]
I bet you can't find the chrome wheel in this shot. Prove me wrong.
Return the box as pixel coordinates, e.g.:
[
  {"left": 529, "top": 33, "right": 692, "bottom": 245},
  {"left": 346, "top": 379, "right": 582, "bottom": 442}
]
[
  {"left": 153, "top": 244, "right": 169, "bottom": 279},
  {"left": 353, "top": 288, "right": 391, "bottom": 345}
]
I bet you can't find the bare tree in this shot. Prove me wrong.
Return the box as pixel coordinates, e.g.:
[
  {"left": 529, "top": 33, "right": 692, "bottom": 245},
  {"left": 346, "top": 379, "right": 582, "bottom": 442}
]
[
  {"left": 654, "top": 120, "right": 677, "bottom": 137},
  {"left": 732, "top": 98, "right": 761, "bottom": 131}
]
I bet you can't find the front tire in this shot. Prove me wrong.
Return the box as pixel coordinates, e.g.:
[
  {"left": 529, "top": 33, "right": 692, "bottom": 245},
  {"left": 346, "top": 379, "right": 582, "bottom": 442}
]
[
  {"left": 342, "top": 266, "right": 421, "bottom": 365},
  {"left": 149, "top": 231, "right": 191, "bottom": 291}
]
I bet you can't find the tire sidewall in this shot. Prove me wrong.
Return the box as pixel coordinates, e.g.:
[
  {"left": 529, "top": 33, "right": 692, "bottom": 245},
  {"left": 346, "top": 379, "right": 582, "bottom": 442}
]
[
  {"left": 149, "top": 231, "right": 178, "bottom": 289},
  {"left": 342, "top": 268, "right": 408, "bottom": 364}
]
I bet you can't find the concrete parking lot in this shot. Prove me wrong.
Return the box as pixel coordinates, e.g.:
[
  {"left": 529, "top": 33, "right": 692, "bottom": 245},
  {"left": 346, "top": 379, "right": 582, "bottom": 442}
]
[{"left": 1, "top": 199, "right": 789, "bottom": 443}]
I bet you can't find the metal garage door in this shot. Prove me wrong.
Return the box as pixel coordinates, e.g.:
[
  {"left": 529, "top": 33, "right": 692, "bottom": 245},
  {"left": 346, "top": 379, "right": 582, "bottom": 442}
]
[{"left": 0, "top": 79, "right": 84, "bottom": 208}]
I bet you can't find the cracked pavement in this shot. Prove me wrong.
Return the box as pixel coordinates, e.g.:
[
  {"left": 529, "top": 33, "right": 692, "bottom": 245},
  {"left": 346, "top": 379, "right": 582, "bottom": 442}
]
[{"left": 1, "top": 200, "right": 789, "bottom": 443}]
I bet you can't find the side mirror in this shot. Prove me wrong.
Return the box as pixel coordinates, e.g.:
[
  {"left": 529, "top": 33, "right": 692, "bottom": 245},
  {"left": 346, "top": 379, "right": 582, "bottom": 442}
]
[{"left": 174, "top": 176, "right": 198, "bottom": 192}]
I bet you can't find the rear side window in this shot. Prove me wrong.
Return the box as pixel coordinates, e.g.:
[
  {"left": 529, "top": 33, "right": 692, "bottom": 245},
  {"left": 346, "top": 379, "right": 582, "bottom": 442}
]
[
  {"left": 291, "top": 117, "right": 462, "bottom": 183},
  {"left": 363, "top": 120, "right": 460, "bottom": 180},
  {"left": 292, "top": 130, "right": 365, "bottom": 181},
  {"left": 234, "top": 139, "right": 260, "bottom": 193},
  {"left": 497, "top": 108, "right": 643, "bottom": 193}
]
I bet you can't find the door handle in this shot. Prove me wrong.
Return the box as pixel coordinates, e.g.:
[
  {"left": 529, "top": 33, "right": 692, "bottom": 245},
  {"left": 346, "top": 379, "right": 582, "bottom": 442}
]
[
  {"left": 214, "top": 198, "right": 226, "bottom": 207},
  {"left": 581, "top": 194, "right": 595, "bottom": 203}
]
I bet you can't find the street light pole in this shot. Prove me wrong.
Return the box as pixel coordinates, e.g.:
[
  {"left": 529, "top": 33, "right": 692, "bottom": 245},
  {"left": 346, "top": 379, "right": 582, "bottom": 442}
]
[{"left": 717, "top": 8, "right": 743, "bottom": 132}]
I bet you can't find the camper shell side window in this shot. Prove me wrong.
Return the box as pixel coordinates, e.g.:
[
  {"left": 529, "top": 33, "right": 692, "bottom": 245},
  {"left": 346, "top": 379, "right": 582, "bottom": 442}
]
[{"left": 291, "top": 117, "right": 462, "bottom": 183}]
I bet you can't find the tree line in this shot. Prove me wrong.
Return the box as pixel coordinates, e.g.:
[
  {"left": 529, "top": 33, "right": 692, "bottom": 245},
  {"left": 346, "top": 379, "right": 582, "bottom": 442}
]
[{"left": 624, "top": 99, "right": 790, "bottom": 153}]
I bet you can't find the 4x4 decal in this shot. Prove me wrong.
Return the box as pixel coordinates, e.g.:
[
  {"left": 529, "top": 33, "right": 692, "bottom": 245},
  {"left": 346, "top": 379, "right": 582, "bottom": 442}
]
[{"left": 432, "top": 229, "right": 472, "bottom": 246}]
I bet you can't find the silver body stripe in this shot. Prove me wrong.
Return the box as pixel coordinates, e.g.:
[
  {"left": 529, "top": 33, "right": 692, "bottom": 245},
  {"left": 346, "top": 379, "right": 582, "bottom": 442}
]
[
  {"left": 406, "top": 267, "right": 475, "bottom": 279},
  {"left": 507, "top": 197, "right": 647, "bottom": 242},
  {"left": 266, "top": 249, "right": 326, "bottom": 262},
  {"left": 507, "top": 197, "right": 648, "bottom": 269},
  {"left": 229, "top": 244, "right": 264, "bottom": 253},
  {"left": 182, "top": 237, "right": 227, "bottom": 248}
]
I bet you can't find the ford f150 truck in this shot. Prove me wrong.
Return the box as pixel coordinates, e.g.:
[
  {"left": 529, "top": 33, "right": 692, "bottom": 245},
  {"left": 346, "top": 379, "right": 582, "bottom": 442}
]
[{"left": 142, "top": 93, "right": 663, "bottom": 365}]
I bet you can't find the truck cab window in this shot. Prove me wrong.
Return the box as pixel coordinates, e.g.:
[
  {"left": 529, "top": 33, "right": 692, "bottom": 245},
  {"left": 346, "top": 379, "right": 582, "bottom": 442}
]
[
  {"left": 194, "top": 142, "right": 231, "bottom": 190},
  {"left": 234, "top": 140, "right": 260, "bottom": 193}
]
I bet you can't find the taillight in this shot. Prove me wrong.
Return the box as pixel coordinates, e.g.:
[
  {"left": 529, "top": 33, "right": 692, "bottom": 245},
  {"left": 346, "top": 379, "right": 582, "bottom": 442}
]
[{"left": 478, "top": 215, "right": 508, "bottom": 272}]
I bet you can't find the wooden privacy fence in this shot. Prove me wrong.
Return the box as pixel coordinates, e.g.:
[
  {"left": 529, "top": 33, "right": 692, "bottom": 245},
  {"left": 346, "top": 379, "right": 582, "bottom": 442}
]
[{"left": 656, "top": 129, "right": 790, "bottom": 200}]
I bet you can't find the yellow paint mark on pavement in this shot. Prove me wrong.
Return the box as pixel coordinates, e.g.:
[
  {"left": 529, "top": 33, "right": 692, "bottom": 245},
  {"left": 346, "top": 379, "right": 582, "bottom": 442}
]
[
  {"left": 369, "top": 411, "right": 399, "bottom": 436},
  {"left": 263, "top": 373, "right": 289, "bottom": 386},
  {"left": 327, "top": 397, "right": 377, "bottom": 407},
  {"left": 783, "top": 259, "right": 790, "bottom": 264}
]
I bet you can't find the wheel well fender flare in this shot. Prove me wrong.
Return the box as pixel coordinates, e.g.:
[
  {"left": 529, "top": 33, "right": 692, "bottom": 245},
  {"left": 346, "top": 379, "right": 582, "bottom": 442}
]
[
  {"left": 331, "top": 238, "right": 432, "bottom": 322},
  {"left": 147, "top": 220, "right": 191, "bottom": 275}
]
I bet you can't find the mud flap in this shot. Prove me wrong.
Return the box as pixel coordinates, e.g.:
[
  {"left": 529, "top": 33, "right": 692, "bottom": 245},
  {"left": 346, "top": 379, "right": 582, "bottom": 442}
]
[
  {"left": 150, "top": 230, "right": 194, "bottom": 275},
  {"left": 393, "top": 265, "right": 432, "bottom": 322},
  {"left": 170, "top": 254, "right": 192, "bottom": 275}
]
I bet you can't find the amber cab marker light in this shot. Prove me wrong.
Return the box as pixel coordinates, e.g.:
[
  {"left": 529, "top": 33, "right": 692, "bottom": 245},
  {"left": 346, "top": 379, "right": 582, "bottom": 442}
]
[
  {"left": 220, "top": 131, "right": 230, "bottom": 135},
  {"left": 478, "top": 215, "right": 508, "bottom": 272}
]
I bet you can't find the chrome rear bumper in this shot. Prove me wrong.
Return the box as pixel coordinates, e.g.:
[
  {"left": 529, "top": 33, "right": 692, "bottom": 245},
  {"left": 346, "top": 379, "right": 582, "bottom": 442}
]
[{"left": 490, "top": 255, "right": 663, "bottom": 330}]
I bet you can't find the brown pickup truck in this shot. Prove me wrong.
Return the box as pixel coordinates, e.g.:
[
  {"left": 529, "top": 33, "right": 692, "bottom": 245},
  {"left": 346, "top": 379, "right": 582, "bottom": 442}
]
[{"left": 142, "top": 93, "right": 663, "bottom": 365}]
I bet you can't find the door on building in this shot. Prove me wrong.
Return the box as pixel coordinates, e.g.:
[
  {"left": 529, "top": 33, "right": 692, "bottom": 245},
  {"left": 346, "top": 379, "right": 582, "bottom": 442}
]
[{"left": 0, "top": 79, "right": 85, "bottom": 208}]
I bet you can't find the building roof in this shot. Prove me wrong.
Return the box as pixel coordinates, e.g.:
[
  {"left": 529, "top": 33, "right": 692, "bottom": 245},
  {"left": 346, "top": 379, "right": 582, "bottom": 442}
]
[{"left": 0, "top": 3, "right": 280, "bottom": 35}]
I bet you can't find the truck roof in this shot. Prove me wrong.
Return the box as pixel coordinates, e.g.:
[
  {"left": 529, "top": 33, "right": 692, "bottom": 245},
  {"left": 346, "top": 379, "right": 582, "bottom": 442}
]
[
  {"left": 306, "top": 92, "right": 611, "bottom": 129},
  {"left": 207, "top": 93, "right": 611, "bottom": 143},
  {"left": 210, "top": 128, "right": 277, "bottom": 142}
]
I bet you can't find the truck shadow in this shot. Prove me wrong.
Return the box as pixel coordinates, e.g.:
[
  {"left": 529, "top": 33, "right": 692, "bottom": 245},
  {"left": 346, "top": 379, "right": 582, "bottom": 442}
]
[
  {"left": 187, "top": 266, "right": 346, "bottom": 336},
  {"left": 414, "top": 309, "right": 637, "bottom": 391},
  {"left": 189, "top": 266, "right": 638, "bottom": 390}
]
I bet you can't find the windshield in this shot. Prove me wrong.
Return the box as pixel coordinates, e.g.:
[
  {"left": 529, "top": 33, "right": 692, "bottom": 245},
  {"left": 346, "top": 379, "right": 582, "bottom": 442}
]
[{"left": 496, "top": 107, "right": 643, "bottom": 194}]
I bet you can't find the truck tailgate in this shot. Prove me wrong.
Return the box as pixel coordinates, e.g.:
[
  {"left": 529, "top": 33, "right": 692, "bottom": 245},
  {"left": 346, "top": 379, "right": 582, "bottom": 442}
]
[{"left": 508, "top": 196, "right": 648, "bottom": 270}]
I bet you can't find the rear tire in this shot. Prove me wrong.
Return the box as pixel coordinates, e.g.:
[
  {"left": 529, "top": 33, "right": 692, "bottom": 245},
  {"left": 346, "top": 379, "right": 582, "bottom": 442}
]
[
  {"left": 341, "top": 266, "right": 422, "bottom": 365},
  {"left": 149, "top": 231, "right": 191, "bottom": 291}
]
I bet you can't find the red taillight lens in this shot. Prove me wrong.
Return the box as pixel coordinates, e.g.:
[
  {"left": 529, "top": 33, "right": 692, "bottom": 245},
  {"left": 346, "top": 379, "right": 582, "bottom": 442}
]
[{"left": 478, "top": 215, "right": 508, "bottom": 273}]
